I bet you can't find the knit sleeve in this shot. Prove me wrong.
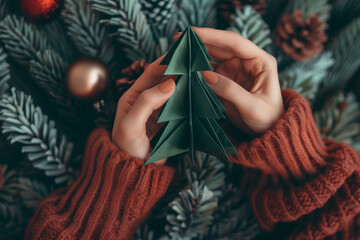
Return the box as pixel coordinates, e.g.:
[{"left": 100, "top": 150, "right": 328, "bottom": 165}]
[
  {"left": 25, "top": 129, "right": 175, "bottom": 240},
  {"left": 228, "top": 89, "right": 360, "bottom": 239}
]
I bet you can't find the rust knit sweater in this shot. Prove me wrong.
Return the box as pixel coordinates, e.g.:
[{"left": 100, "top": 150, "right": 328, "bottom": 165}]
[{"left": 25, "top": 90, "right": 360, "bottom": 240}]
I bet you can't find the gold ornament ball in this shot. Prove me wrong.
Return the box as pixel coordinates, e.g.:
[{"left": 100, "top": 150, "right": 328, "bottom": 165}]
[{"left": 67, "top": 59, "right": 109, "bottom": 100}]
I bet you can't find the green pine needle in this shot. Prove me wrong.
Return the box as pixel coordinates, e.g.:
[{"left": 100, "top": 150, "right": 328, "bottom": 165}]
[
  {"left": 166, "top": 181, "right": 217, "bottom": 239},
  {"left": 183, "top": 152, "right": 226, "bottom": 197},
  {"left": 0, "top": 15, "right": 87, "bottom": 125},
  {"left": 315, "top": 92, "right": 360, "bottom": 150},
  {"left": 322, "top": 18, "right": 360, "bottom": 93},
  {"left": 88, "top": 0, "right": 157, "bottom": 61},
  {"left": 204, "top": 184, "right": 262, "bottom": 239},
  {"left": 279, "top": 52, "right": 334, "bottom": 101},
  {"left": 0, "top": 88, "right": 76, "bottom": 185},
  {"left": 0, "top": 47, "right": 10, "bottom": 96},
  {"left": 62, "top": 0, "right": 115, "bottom": 66},
  {"left": 177, "top": 0, "right": 218, "bottom": 30},
  {"left": 0, "top": 202, "right": 23, "bottom": 234},
  {"left": 0, "top": 164, "right": 20, "bottom": 203},
  {"left": 18, "top": 177, "right": 52, "bottom": 211},
  {"left": 228, "top": 6, "right": 272, "bottom": 51}
]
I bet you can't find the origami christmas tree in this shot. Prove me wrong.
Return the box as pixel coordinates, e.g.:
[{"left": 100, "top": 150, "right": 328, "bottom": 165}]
[{"left": 146, "top": 27, "right": 237, "bottom": 165}]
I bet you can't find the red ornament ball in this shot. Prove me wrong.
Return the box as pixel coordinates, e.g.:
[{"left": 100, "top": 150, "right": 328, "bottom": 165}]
[
  {"left": 66, "top": 59, "right": 109, "bottom": 101},
  {"left": 19, "top": 0, "right": 63, "bottom": 23}
]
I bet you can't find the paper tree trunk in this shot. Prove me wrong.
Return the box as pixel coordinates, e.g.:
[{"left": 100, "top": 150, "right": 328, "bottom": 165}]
[{"left": 146, "top": 27, "right": 237, "bottom": 165}]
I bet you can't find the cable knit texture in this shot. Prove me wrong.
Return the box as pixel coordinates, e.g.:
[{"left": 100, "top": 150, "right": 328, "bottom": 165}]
[
  {"left": 25, "top": 129, "right": 175, "bottom": 240},
  {"left": 229, "top": 90, "right": 360, "bottom": 239},
  {"left": 25, "top": 89, "right": 360, "bottom": 240}
]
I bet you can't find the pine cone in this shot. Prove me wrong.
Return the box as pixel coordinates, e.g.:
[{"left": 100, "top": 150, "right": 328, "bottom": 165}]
[
  {"left": 116, "top": 61, "right": 149, "bottom": 96},
  {"left": 275, "top": 10, "right": 328, "bottom": 61},
  {"left": 140, "top": 0, "right": 175, "bottom": 29},
  {"left": 220, "top": 0, "right": 266, "bottom": 22}
]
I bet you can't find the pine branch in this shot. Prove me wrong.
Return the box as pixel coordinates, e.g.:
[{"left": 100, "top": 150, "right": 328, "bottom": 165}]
[
  {"left": 0, "top": 15, "right": 55, "bottom": 66},
  {"left": 0, "top": 0, "right": 15, "bottom": 20},
  {"left": 287, "top": 0, "right": 331, "bottom": 22},
  {"left": 177, "top": 0, "right": 218, "bottom": 30},
  {"left": 165, "top": 181, "right": 217, "bottom": 239},
  {"left": 0, "top": 202, "right": 23, "bottom": 234},
  {"left": 29, "top": 50, "right": 82, "bottom": 120},
  {"left": 0, "top": 88, "right": 76, "bottom": 185},
  {"left": 228, "top": 6, "right": 272, "bottom": 51},
  {"left": 329, "top": 0, "right": 360, "bottom": 36},
  {"left": 0, "top": 47, "right": 10, "bottom": 96},
  {"left": 39, "top": 21, "right": 75, "bottom": 62},
  {"left": 0, "top": 15, "right": 86, "bottom": 125},
  {"left": 62, "top": 0, "right": 115, "bottom": 66},
  {"left": 132, "top": 224, "right": 156, "bottom": 240},
  {"left": 0, "top": 164, "right": 20, "bottom": 203},
  {"left": 183, "top": 152, "right": 226, "bottom": 197},
  {"left": 18, "top": 177, "right": 52, "bottom": 211},
  {"left": 204, "top": 184, "right": 261, "bottom": 240},
  {"left": 88, "top": 0, "right": 157, "bottom": 61},
  {"left": 314, "top": 92, "right": 360, "bottom": 150},
  {"left": 279, "top": 52, "right": 334, "bottom": 101},
  {"left": 320, "top": 18, "right": 360, "bottom": 94}
]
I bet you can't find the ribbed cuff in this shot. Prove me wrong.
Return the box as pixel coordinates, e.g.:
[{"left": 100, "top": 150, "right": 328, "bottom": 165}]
[
  {"left": 26, "top": 128, "right": 175, "bottom": 240},
  {"left": 229, "top": 89, "right": 328, "bottom": 181}
]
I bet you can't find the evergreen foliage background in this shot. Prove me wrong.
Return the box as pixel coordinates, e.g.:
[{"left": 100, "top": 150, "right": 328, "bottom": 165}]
[{"left": 0, "top": 0, "right": 359, "bottom": 239}]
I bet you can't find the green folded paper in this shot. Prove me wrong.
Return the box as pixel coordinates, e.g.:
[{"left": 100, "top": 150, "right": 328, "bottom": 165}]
[{"left": 145, "top": 27, "right": 237, "bottom": 165}]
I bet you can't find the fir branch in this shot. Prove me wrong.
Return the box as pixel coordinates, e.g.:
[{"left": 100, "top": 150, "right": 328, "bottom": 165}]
[
  {"left": 88, "top": 0, "right": 156, "bottom": 61},
  {"left": 0, "top": 15, "right": 86, "bottom": 125},
  {"left": 0, "top": 88, "right": 76, "bottom": 185},
  {"left": 18, "top": 177, "right": 52, "bottom": 211},
  {"left": 0, "top": 164, "right": 20, "bottom": 203},
  {"left": 29, "top": 50, "right": 86, "bottom": 124},
  {"left": 132, "top": 224, "right": 156, "bottom": 240},
  {"left": 0, "top": 47, "right": 10, "bottom": 96},
  {"left": 204, "top": 184, "right": 261, "bottom": 240},
  {"left": 0, "top": 15, "right": 52, "bottom": 66},
  {"left": 39, "top": 21, "right": 75, "bottom": 63},
  {"left": 314, "top": 92, "right": 360, "bottom": 150},
  {"left": 0, "top": 202, "right": 23, "bottom": 234},
  {"left": 166, "top": 181, "right": 217, "bottom": 239},
  {"left": 177, "top": 0, "right": 218, "bottom": 30},
  {"left": 279, "top": 52, "right": 334, "bottom": 101},
  {"left": 329, "top": 0, "right": 360, "bottom": 35},
  {"left": 321, "top": 18, "right": 360, "bottom": 94},
  {"left": 0, "top": 0, "right": 14, "bottom": 20},
  {"left": 183, "top": 152, "right": 226, "bottom": 197},
  {"left": 228, "top": 6, "right": 272, "bottom": 51},
  {"left": 286, "top": 0, "right": 331, "bottom": 22},
  {"left": 62, "top": 0, "right": 115, "bottom": 65}
]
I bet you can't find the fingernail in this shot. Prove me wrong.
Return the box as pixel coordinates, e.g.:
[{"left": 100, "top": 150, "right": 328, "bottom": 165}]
[
  {"left": 158, "top": 79, "right": 175, "bottom": 93},
  {"left": 203, "top": 71, "right": 219, "bottom": 85}
]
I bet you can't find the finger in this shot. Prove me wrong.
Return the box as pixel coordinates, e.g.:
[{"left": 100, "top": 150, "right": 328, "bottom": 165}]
[
  {"left": 192, "top": 27, "right": 263, "bottom": 59},
  {"left": 121, "top": 79, "right": 175, "bottom": 136},
  {"left": 202, "top": 71, "right": 258, "bottom": 114},
  {"left": 131, "top": 54, "right": 168, "bottom": 93},
  {"left": 174, "top": 33, "right": 234, "bottom": 61}
]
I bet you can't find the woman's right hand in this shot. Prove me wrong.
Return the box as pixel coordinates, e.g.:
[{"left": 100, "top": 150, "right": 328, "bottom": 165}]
[
  {"left": 175, "top": 27, "right": 285, "bottom": 136},
  {"left": 112, "top": 55, "right": 175, "bottom": 166}
]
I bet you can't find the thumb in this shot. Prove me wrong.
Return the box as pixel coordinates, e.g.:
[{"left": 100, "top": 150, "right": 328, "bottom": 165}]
[{"left": 121, "top": 79, "right": 175, "bottom": 134}]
